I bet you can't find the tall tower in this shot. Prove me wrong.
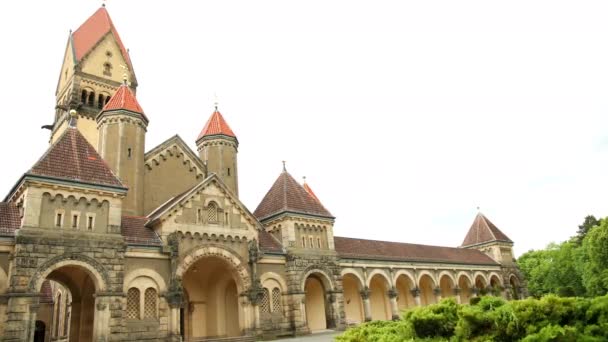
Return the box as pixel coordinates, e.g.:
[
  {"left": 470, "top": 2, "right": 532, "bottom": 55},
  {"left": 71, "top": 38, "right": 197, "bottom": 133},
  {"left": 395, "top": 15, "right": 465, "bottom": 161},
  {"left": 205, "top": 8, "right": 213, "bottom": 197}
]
[
  {"left": 196, "top": 107, "right": 239, "bottom": 196},
  {"left": 96, "top": 80, "right": 148, "bottom": 216},
  {"left": 52, "top": 5, "right": 137, "bottom": 149}
]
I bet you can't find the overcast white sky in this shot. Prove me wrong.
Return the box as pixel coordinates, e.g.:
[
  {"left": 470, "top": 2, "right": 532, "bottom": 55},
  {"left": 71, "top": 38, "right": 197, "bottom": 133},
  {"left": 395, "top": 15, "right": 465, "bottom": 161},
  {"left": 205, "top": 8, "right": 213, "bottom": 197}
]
[{"left": 2, "top": 1, "right": 608, "bottom": 256}]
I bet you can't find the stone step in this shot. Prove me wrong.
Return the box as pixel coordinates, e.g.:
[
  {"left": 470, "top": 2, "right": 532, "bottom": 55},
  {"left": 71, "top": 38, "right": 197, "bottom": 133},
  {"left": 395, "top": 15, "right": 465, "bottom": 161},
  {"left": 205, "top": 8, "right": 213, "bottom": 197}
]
[{"left": 187, "top": 335, "right": 256, "bottom": 342}]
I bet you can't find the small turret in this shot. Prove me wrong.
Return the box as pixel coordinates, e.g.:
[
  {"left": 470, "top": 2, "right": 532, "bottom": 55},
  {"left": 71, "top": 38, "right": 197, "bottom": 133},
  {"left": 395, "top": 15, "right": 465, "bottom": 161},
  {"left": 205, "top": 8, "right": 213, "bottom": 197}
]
[
  {"left": 196, "top": 106, "right": 239, "bottom": 196},
  {"left": 461, "top": 212, "right": 515, "bottom": 266}
]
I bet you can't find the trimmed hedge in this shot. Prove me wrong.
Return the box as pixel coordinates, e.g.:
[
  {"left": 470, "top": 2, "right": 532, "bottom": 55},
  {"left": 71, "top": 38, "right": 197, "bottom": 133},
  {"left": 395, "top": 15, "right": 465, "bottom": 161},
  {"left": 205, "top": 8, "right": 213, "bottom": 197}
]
[{"left": 336, "top": 295, "right": 608, "bottom": 342}]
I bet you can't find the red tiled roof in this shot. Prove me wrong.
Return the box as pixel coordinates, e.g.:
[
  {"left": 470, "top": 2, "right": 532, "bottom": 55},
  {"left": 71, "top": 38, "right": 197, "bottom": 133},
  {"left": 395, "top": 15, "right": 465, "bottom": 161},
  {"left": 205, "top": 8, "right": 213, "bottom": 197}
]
[
  {"left": 303, "top": 182, "right": 320, "bottom": 202},
  {"left": 102, "top": 84, "right": 144, "bottom": 115},
  {"left": 40, "top": 280, "right": 54, "bottom": 303},
  {"left": 259, "top": 229, "right": 284, "bottom": 253},
  {"left": 0, "top": 202, "right": 20, "bottom": 236},
  {"left": 72, "top": 6, "right": 132, "bottom": 69},
  {"left": 461, "top": 213, "right": 513, "bottom": 247},
  {"left": 121, "top": 216, "right": 161, "bottom": 246},
  {"left": 28, "top": 128, "right": 124, "bottom": 188},
  {"left": 196, "top": 111, "right": 236, "bottom": 141},
  {"left": 254, "top": 171, "right": 333, "bottom": 221},
  {"left": 334, "top": 236, "right": 499, "bottom": 265}
]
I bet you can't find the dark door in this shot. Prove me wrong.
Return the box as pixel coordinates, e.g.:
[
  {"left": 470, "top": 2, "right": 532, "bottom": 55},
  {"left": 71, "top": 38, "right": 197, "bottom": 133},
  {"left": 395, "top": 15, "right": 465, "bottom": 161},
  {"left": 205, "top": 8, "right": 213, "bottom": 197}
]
[{"left": 34, "top": 321, "right": 45, "bottom": 342}]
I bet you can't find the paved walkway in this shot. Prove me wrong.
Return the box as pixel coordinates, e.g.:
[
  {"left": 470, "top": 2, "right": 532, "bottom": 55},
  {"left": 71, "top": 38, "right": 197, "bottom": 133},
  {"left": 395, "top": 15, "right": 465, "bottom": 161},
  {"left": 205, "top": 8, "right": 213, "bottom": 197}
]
[{"left": 271, "top": 331, "right": 340, "bottom": 342}]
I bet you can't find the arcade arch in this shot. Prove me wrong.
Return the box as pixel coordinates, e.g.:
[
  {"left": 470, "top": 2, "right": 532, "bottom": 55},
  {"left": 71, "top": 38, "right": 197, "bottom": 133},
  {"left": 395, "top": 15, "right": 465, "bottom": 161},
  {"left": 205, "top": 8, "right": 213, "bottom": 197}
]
[
  {"left": 341, "top": 272, "right": 364, "bottom": 324},
  {"left": 395, "top": 273, "right": 416, "bottom": 310},
  {"left": 303, "top": 270, "right": 333, "bottom": 332},
  {"left": 368, "top": 273, "right": 391, "bottom": 321},
  {"left": 418, "top": 273, "right": 436, "bottom": 306}
]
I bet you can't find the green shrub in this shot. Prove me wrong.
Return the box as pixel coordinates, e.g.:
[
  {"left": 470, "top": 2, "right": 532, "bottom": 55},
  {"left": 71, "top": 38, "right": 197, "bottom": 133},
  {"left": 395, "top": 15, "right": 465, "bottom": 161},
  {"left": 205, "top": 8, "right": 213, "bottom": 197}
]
[{"left": 337, "top": 294, "right": 608, "bottom": 342}]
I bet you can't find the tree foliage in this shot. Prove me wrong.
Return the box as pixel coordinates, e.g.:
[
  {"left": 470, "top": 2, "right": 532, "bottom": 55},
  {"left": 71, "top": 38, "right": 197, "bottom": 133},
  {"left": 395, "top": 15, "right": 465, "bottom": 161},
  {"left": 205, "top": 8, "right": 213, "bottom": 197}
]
[{"left": 518, "top": 215, "right": 608, "bottom": 298}]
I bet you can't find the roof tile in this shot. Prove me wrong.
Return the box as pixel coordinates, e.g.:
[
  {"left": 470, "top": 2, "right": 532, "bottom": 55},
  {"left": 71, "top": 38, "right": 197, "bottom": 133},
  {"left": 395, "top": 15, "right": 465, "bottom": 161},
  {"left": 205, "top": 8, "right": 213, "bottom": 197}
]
[
  {"left": 259, "top": 229, "right": 284, "bottom": 253},
  {"left": 461, "top": 213, "right": 513, "bottom": 247},
  {"left": 72, "top": 7, "right": 132, "bottom": 69},
  {"left": 254, "top": 171, "right": 333, "bottom": 220},
  {"left": 197, "top": 111, "right": 236, "bottom": 141},
  {"left": 102, "top": 84, "right": 144, "bottom": 115},
  {"left": 28, "top": 128, "right": 124, "bottom": 188},
  {"left": 334, "top": 236, "right": 498, "bottom": 265},
  {"left": 121, "top": 216, "right": 162, "bottom": 246},
  {"left": 0, "top": 202, "right": 20, "bottom": 236}
]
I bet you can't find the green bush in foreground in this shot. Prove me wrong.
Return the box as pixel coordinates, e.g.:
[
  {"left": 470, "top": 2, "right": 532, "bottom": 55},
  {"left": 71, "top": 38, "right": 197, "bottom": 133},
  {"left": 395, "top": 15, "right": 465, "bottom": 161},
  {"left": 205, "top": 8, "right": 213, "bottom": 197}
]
[{"left": 336, "top": 295, "right": 608, "bottom": 342}]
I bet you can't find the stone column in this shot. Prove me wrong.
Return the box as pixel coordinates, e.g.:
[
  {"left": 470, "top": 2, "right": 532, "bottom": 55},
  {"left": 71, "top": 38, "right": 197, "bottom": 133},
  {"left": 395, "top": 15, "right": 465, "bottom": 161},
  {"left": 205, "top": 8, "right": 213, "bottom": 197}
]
[
  {"left": 472, "top": 288, "right": 479, "bottom": 298},
  {"left": 486, "top": 285, "right": 494, "bottom": 296},
  {"left": 359, "top": 288, "right": 372, "bottom": 322},
  {"left": 410, "top": 288, "right": 421, "bottom": 306},
  {"left": 2, "top": 293, "right": 40, "bottom": 342},
  {"left": 503, "top": 285, "right": 513, "bottom": 300},
  {"left": 433, "top": 287, "right": 442, "bottom": 302},
  {"left": 453, "top": 287, "right": 462, "bottom": 304},
  {"left": 92, "top": 294, "right": 111, "bottom": 342},
  {"left": 387, "top": 288, "right": 399, "bottom": 320}
]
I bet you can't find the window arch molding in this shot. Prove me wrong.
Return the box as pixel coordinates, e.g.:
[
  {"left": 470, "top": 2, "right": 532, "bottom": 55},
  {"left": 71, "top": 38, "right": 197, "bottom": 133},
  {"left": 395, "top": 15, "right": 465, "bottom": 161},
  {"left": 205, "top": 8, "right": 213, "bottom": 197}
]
[{"left": 124, "top": 273, "right": 163, "bottom": 321}]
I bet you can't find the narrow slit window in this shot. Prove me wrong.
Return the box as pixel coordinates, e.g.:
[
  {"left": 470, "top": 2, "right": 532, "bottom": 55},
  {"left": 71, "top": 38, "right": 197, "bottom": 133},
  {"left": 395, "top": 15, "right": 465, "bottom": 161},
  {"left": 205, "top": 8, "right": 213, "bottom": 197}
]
[
  {"left": 87, "top": 216, "right": 94, "bottom": 230},
  {"left": 127, "top": 148, "right": 132, "bottom": 159},
  {"left": 227, "top": 167, "right": 231, "bottom": 176},
  {"left": 197, "top": 208, "right": 202, "bottom": 223},
  {"left": 317, "top": 237, "right": 321, "bottom": 249},
  {"left": 56, "top": 213, "right": 62, "bottom": 227},
  {"left": 301, "top": 236, "right": 306, "bottom": 248},
  {"left": 72, "top": 214, "right": 78, "bottom": 228},
  {"left": 309, "top": 236, "right": 314, "bottom": 248},
  {"left": 225, "top": 212, "right": 229, "bottom": 225}
]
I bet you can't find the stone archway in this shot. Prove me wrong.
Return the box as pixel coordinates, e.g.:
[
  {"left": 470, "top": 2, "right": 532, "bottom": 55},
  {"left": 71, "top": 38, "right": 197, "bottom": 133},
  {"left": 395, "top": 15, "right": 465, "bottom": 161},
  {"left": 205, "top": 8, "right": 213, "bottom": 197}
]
[
  {"left": 457, "top": 274, "right": 473, "bottom": 304},
  {"left": 368, "top": 273, "right": 391, "bottom": 321},
  {"left": 178, "top": 245, "right": 251, "bottom": 340},
  {"left": 395, "top": 273, "right": 416, "bottom": 310},
  {"left": 341, "top": 272, "right": 364, "bottom": 324},
  {"left": 31, "top": 256, "right": 108, "bottom": 342},
  {"left": 418, "top": 273, "right": 436, "bottom": 306},
  {"left": 302, "top": 269, "right": 334, "bottom": 332}
]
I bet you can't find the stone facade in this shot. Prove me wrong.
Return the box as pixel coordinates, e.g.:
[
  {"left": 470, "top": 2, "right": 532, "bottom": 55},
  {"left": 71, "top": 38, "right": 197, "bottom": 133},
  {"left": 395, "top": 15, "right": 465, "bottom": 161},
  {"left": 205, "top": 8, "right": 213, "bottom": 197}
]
[{"left": 0, "top": 5, "right": 527, "bottom": 342}]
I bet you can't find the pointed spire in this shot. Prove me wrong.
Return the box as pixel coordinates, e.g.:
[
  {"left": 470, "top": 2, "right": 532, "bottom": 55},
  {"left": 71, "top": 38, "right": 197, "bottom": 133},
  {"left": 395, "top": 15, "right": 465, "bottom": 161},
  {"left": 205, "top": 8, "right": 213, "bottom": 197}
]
[
  {"left": 461, "top": 212, "right": 513, "bottom": 247},
  {"left": 196, "top": 107, "right": 237, "bottom": 142},
  {"left": 71, "top": 5, "right": 133, "bottom": 70},
  {"left": 254, "top": 169, "right": 333, "bottom": 221},
  {"left": 102, "top": 84, "right": 144, "bottom": 115}
]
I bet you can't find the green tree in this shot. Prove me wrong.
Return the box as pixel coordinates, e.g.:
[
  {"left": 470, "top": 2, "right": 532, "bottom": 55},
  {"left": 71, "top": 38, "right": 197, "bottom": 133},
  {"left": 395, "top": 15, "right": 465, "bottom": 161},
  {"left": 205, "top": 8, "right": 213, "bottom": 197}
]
[
  {"left": 571, "top": 215, "right": 600, "bottom": 246},
  {"left": 581, "top": 219, "right": 608, "bottom": 296}
]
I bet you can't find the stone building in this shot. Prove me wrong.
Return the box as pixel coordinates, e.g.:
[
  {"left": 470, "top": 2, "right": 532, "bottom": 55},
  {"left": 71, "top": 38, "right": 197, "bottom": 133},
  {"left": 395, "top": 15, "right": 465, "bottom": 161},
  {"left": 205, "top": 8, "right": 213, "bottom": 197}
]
[{"left": 0, "top": 6, "right": 526, "bottom": 342}]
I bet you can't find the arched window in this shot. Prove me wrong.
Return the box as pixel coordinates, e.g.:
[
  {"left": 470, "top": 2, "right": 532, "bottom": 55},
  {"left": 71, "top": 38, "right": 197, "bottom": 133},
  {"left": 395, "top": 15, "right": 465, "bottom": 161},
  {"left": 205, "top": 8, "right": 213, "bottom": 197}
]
[
  {"left": 98, "top": 94, "right": 105, "bottom": 109},
  {"left": 81, "top": 90, "right": 87, "bottom": 104},
  {"left": 207, "top": 202, "right": 218, "bottom": 223},
  {"left": 144, "top": 288, "right": 157, "bottom": 319},
  {"left": 272, "top": 287, "right": 282, "bottom": 314},
  {"left": 126, "top": 288, "right": 140, "bottom": 319},
  {"left": 103, "top": 62, "right": 112, "bottom": 77},
  {"left": 105, "top": 96, "right": 110, "bottom": 105},
  {"left": 260, "top": 288, "right": 270, "bottom": 314},
  {"left": 88, "top": 92, "right": 95, "bottom": 107}
]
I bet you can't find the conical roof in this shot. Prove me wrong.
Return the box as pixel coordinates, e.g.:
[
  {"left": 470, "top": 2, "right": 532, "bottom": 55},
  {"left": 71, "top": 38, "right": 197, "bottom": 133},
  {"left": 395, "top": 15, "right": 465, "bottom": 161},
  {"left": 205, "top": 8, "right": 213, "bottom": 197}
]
[
  {"left": 102, "top": 84, "right": 144, "bottom": 114},
  {"left": 197, "top": 110, "right": 236, "bottom": 141},
  {"left": 254, "top": 170, "right": 333, "bottom": 221},
  {"left": 72, "top": 6, "right": 133, "bottom": 69},
  {"left": 28, "top": 128, "right": 124, "bottom": 188},
  {"left": 461, "top": 213, "right": 513, "bottom": 247}
]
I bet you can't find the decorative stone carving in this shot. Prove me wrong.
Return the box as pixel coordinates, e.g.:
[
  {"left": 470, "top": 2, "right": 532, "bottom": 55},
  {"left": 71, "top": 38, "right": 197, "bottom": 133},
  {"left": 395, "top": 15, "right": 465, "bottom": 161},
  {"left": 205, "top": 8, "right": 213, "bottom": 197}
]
[
  {"left": 387, "top": 288, "right": 398, "bottom": 299},
  {"left": 360, "top": 287, "right": 371, "bottom": 300},
  {"left": 433, "top": 287, "right": 441, "bottom": 296},
  {"left": 410, "top": 287, "right": 421, "bottom": 297}
]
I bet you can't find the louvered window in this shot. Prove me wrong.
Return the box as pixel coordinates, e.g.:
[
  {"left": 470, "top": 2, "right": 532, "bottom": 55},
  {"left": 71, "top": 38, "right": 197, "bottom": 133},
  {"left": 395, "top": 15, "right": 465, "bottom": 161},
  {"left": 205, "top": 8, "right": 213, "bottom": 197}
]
[
  {"left": 126, "top": 288, "right": 140, "bottom": 319},
  {"left": 144, "top": 288, "right": 157, "bottom": 319},
  {"left": 272, "top": 288, "right": 282, "bottom": 314}
]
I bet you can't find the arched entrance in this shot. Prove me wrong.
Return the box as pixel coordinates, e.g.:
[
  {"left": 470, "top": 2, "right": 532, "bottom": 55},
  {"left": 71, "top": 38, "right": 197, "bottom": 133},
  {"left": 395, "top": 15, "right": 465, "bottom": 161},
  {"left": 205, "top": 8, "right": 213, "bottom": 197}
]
[
  {"left": 181, "top": 256, "right": 244, "bottom": 339},
  {"left": 490, "top": 275, "right": 502, "bottom": 296},
  {"left": 342, "top": 273, "right": 364, "bottom": 324},
  {"left": 475, "top": 275, "right": 488, "bottom": 296},
  {"left": 305, "top": 276, "right": 327, "bottom": 331},
  {"left": 458, "top": 275, "right": 473, "bottom": 304},
  {"left": 395, "top": 274, "right": 416, "bottom": 310},
  {"left": 368, "top": 274, "right": 390, "bottom": 321},
  {"left": 34, "top": 320, "right": 46, "bottom": 342},
  {"left": 439, "top": 275, "right": 455, "bottom": 299},
  {"left": 33, "top": 260, "right": 105, "bottom": 342},
  {"left": 419, "top": 274, "right": 436, "bottom": 306},
  {"left": 510, "top": 275, "right": 520, "bottom": 299}
]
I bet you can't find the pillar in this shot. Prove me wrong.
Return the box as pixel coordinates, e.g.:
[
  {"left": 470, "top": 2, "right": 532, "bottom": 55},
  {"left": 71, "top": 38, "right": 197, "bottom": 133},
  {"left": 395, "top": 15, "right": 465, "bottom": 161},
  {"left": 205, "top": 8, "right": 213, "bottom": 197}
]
[
  {"left": 387, "top": 288, "right": 399, "bottom": 320},
  {"left": 359, "top": 288, "right": 372, "bottom": 322},
  {"left": 453, "top": 287, "right": 461, "bottom": 304},
  {"left": 410, "top": 288, "right": 421, "bottom": 307},
  {"left": 433, "top": 287, "right": 442, "bottom": 302},
  {"left": 472, "top": 288, "right": 479, "bottom": 298}
]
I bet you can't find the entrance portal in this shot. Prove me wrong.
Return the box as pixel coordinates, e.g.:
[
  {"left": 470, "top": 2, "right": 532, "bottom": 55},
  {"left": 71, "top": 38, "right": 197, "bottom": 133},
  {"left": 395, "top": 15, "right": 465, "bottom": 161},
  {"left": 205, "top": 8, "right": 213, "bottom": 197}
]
[
  {"left": 34, "top": 321, "right": 46, "bottom": 342},
  {"left": 304, "top": 276, "right": 327, "bottom": 332},
  {"left": 38, "top": 264, "right": 99, "bottom": 342},
  {"left": 182, "top": 256, "right": 243, "bottom": 340}
]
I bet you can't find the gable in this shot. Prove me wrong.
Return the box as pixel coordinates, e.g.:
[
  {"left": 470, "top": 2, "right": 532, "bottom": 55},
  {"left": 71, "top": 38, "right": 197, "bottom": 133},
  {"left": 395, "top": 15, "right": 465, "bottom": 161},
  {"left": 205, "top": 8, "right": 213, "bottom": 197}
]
[
  {"left": 55, "top": 37, "right": 76, "bottom": 98},
  {"left": 147, "top": 175, "right": 260, "bottom": 242},
  {"left": 79, "top": 32, "right": 133, "bottom": 85},
  {"left": 143, "top": 136, "right": 206, "bottom": 215}
]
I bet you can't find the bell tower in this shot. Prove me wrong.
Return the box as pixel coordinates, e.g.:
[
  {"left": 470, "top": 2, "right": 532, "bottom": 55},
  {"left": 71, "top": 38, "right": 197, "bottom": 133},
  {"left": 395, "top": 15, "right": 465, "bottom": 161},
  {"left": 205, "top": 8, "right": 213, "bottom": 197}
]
[
  {"left": 196, "top": 106, "right": 239, "bottom": 196},
  {"left": 52, "top": 5, "right": 137, "bottom": 149}
]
